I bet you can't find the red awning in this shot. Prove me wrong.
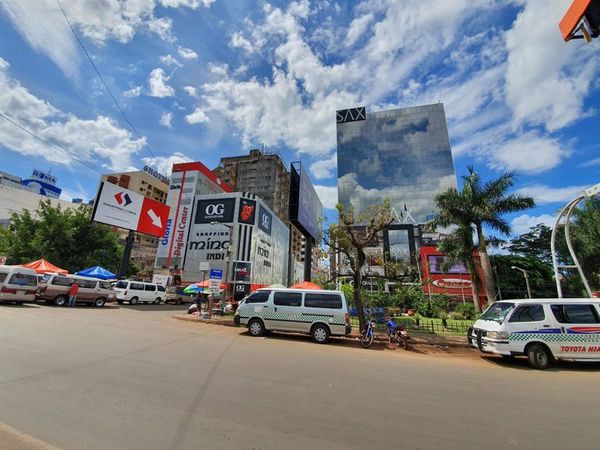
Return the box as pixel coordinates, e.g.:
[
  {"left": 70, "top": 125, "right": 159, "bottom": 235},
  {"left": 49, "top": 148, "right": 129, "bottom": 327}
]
[
  {"left": 20, "top": 259, "right": 68, "bottom": 275},
  {"left": 289, "top": 281, "right": 323, "bottom": 290}
]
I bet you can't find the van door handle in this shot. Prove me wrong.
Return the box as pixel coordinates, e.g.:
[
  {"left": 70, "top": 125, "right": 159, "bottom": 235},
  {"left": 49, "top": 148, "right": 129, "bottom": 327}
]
[
  {"left": 274, "top": 307, "right": 278, "bottom": 312},
  {"left": 263, "top": 305, "right": 268, "bottom": 308},
  {"left": 543, "top": 325, "right": 550, "bottom": 328}
]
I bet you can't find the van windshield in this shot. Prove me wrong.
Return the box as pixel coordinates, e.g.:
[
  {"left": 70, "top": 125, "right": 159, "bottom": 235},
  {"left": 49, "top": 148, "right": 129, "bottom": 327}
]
[
  {"left": 115, "top": 281, "right": 128, "bottom": 289},
  {"left": 480, "top": 302, "right": 515, "bottom": 324}
]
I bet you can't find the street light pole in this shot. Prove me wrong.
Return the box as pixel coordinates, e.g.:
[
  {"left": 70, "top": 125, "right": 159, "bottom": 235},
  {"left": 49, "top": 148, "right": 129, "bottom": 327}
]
[{"left": 511, "top": 266, "right": 532, "bottom": 299}]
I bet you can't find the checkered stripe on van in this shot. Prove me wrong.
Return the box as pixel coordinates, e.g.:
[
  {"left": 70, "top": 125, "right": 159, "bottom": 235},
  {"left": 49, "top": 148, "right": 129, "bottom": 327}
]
[
  {"left": 509, "top": 333, "right": 600, "bottom": 343},
  {"left": 240, "top": 308, "right": 344, "bottom": 325}
]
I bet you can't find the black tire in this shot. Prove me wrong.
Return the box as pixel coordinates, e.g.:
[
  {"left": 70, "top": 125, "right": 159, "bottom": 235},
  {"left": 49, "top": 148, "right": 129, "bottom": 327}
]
[
  {"left": 130, "top": 297, "right": 139, "bottom": 305},
  {"left": 14, "top": 301, "right": 23, "bottom": 306},
  {"left": 94, "top": 297, "right": 106, "bottom": 308},
  {"left": 311, "top": 324, "right": 330, "bottom": 344},
  {"left": 154, "top": 298, "right": 161, "bottom": 305},
  {"left": 117, "top": 300, "right": 123, "bottom": 305},
  {"left": 398, "top": 337, "right": 407, "bottom": 350},
  {"left": 177, "top": 298, "right": 183, "bottom": 305},
  {"left": 54, "top": 295, "right": 67, "bottom": 307},
  {"left": 360, "top": 332, "right": 374, "bottom": 348},
  {"left": 527, "top": 343, "right": 552, "bottom": 370},
  {"left": 248, "top": 318, "right": 265, "bottom": 337}
]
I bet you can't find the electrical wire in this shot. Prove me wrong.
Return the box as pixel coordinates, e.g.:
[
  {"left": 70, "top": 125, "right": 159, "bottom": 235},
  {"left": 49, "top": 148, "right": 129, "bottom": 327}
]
[
  {"left": 0, "top": 111, "right": 102, "bottom": 175},
  {"left": 55, "top": 0, "right": 156, "bottom": 159}
]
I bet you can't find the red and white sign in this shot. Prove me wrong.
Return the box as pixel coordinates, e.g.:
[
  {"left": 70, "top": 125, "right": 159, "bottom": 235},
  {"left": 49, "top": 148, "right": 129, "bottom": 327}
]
[{"left": 92, "top": 182, "right": 170, "bottom": 237}]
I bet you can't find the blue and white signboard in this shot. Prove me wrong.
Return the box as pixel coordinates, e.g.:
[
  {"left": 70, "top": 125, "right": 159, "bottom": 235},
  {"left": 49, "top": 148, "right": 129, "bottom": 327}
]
[
  {"left": 209, "top": 269, "right": 223, "bottom": 280},
  {"left": 208, "top": 268, "right": 223, "bottom": 293},
  {"left": 21, "top": 179, "right": 62, "bottom": 199}
]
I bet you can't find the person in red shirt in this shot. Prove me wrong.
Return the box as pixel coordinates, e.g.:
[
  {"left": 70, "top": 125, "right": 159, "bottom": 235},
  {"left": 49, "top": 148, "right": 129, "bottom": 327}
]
[{"left": 68, "top": 282, "right": 79, "bottom": 307}]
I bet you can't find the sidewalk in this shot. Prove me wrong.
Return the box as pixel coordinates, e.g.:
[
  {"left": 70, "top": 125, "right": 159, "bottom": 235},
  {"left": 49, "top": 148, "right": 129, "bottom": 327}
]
[{"left": 172, "top": 314, "right": 470, "bottom": 348}]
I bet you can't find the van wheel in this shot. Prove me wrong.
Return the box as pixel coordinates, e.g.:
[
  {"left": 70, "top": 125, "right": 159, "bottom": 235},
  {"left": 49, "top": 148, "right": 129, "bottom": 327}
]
[
  {"left": 117, "top": 300, "right": 123, "bottom": 305},
  {"left": 312, "top": 324, "right": 330, "bottom": 344},
  {"left": 94, "top": 298, "right": 106, "bottom": 308},
  {"left": 248, "top": 319, "right": 265, "bottom": 337},
  {"left": 527, "top": 343, "right": 552, "bottom": 370},
  {"left": 130, "top": 297, "right": 139, "bottom": 305},
  {"left": 54, "top": 295, "right": 67, "bottom": 307},
  {"left": 154, "top": 298, "right": 161, "bottom": 304},
  {"left": 177, "top": 298, "right": 183, "bottom": 305}
]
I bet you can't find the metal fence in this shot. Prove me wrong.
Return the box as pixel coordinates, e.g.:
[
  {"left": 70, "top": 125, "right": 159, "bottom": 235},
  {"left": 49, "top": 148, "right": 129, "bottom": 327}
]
[{"left": 350, "top": 316, "right": 471, "bottom": 336}]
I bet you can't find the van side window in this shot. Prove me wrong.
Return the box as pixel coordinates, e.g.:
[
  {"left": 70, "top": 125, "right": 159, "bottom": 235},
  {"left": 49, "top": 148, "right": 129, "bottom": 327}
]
[
  {"left": 115, "top": 281, "right": 128, "bottom": 289},
  {"left": 8, "top": 273, "right": 38, "bottom": 287},
  {"left": 157, "top": 285, "right": 165, "bottom": 292},
  {"left": 0, "top": 272, "right": 8, "bottom": 283},
  {"left": 508, "top": 304, "right": 545, "bottom": 322},
  {"left": 99, "top": 281, "right": 113, "bottom": 290},
  {"left": 78, "top": 279, "right": 97, "bottom": 289},
  {"left": 246, "top": 290, "right": 271, "bottom": 304},
  {"left": 130, "top": 283, "right": 145, "bottom": 290},
  {"left": 551, "top": 304, "right": 600, "bottom": 324},
  {"left": 274, "top": 292, "right": 302, "bottom": 307},
  {"left": 144, "top": 284, "right": 157, "bottom": 291},
  {"left": 52, "top": 276, "right": 74, "bottom": 286},
  {"left": 304, "top": 293, "right": 343, "bottom": 309}
]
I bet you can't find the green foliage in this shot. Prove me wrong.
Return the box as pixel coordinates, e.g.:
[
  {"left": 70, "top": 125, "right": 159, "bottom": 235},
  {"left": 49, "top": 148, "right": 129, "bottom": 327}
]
[
  {"left": 568, "top": 199, "right": 600, "bottom": 290},
  {"left": 454, "top": 303, "right": 476, "bottom": 320},
  {"left": 491, "top": 254, "right": 556, "bottom": 298},
  {"left": 413, "top": 294, "right": 449, "bottom": 318},
  {"left": 0, "top": 200, "right": 130, "bottom": 274},
  {"left": 507, "top": 224, "right": 553, "bottom": 264}
]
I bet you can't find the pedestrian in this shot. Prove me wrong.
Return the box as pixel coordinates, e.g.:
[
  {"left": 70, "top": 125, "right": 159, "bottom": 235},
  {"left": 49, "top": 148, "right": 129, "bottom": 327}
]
[{"left": 68, "top": 281, "right": 79, "bottom": 307}]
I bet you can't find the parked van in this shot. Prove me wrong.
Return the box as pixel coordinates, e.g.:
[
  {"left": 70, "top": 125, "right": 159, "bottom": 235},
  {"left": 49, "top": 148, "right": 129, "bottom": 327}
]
[
  {"left": 469, "top": 298, "right": 600, "bottom": 369},
  {"left": 234, "top": 288, "right": 351, "bottom": 344},
  {"left": 0, "top": 265, "right": 38, "bottom": 305},
  {"left": 37, "top": 274, "right": 116, "bottom": 307},
  {"left": 113, "top": 280, "right": 165, "bottom": 305}
]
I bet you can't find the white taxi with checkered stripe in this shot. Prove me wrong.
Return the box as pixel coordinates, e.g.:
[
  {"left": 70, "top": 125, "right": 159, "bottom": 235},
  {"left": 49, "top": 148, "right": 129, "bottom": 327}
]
[{"left": 468, "top": 299, "right": 600, "bottom": 369}]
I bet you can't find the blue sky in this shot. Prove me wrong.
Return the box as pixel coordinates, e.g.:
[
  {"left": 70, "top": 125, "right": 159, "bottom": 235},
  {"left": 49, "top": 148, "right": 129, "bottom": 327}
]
[{"left": 0, "top": 0, "right": 599, "bottom": 237}]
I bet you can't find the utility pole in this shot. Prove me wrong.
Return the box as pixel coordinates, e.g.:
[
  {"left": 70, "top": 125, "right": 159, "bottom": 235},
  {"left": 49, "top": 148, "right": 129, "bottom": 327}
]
[
  {"left": 511, "top": 266, "right": 532, "bottom": 299},
  {"left": 118, "top": 230, "right": 135, "bottom": 278}
]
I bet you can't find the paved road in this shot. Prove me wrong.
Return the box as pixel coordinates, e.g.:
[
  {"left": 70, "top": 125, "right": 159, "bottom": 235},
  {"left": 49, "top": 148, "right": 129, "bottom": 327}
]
[{"left": 1, "top": 303, "right": 599, "bottom": 450}]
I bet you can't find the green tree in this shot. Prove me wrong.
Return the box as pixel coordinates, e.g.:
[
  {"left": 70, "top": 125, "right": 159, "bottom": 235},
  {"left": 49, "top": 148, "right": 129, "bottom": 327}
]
[
  {"left": 507, "top": 224, "right": 553, "bottom": 264},
  {"left": 326, "top": 200, "right": 395, "bottom": 331},
  {"left": 429, "top": 167, "right": 535, "bottom": 303},
  {"left": 565, "top": 198, "right": 600, "bottom": 290},
  {"left": 0, "top": 200, "right": 130, "bottom": 274},
  {"left": 491, "top": 254, "right": 556, "bottom": 299}
]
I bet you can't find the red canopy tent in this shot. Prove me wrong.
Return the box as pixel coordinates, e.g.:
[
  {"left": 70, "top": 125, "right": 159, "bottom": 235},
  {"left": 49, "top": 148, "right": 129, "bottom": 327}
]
[
  {"left": 21, "top": 259, "right": 68, "bottom": 275},
  {"left": 194, "top": 279, "right": 226, "bottom": 289},
  {"left": 290, "top": 281, "right": 323, "bottom": 290}
]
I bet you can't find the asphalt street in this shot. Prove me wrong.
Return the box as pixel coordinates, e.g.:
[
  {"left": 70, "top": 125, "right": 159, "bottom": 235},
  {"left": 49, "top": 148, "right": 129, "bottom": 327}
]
[{"left": 1, "top": 303, "right": 599, "bottom": 450}]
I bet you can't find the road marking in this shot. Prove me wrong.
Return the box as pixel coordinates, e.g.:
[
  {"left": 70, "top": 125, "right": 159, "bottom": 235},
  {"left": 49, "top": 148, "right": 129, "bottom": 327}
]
[{"left": 0, "top": 421, "right": 57, "bottom": 450}]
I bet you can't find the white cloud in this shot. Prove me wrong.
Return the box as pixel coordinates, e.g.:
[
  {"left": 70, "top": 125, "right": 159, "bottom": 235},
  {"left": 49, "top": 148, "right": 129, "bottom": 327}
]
[
  {"left": 177, "top": 46, "right": 198, "bottom": 60},
  {"left": 159, "top": 54, "right": 182, "bottom": 67},
  {"left": 209, "top": 63, "right": 229, "bottom": 77},
  {"left": 230, "top": 32, "right": 255, "bottom": 53},
  {"left": 345, "top": 13, "right": 373, "bottom": 47},
  {"left": 504, "top": 0, "right": 599, "bottom": 132},
  {"left": 147, "top": 16, "right": 174, "bottom": 42},
  {"left": 123, "top": 85, "right": 143, "bottom": 97},
  {"left": 185, "top": 107, "right": 209, "bottom": 124},
  {"left": 490, "top": 132, "right": 568, "bottom": 174},
  {"left": 310, "top": 153, "right": 337, "bottom": 180},
  {"left": 516, "top": 184, "right": 589, "bottom": 205},
  {"left": 0, "top": 0, "right": 80, "bottom": 80},
  {"left": 0, "top": 58, "right": 144, "bottom": 171},
  {"left": 511, "top": 213, "right": 556, "bottom": 236},
  {"left": 314, "top": 185, "right": 338, "bottom": 210},
  {"left": 183, "top": 86, "right": 198, "bottom": 97},
  {"left": 142, "top": 151, "right": 192, "bottom": 175},
  {"left": 148, "top": 68, "right": 175, "bottom": 97},
  {"left": 159, "top": 111, "right": 173, "bottom": 128}
]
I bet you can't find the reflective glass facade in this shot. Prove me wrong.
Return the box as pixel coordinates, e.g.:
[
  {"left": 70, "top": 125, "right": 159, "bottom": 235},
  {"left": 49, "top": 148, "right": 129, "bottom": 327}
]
[{"left": 337, "top": 104, "right": 457, "bottom": 224}]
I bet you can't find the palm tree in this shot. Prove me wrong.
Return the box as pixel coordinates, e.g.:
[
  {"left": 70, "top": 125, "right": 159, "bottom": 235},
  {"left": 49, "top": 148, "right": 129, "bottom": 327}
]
[{"left": 429, "top": 167, "right": 535, "bottom": 304}]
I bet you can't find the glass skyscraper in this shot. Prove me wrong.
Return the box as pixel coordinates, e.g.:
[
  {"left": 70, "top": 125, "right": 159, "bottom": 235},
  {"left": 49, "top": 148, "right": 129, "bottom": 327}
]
[{"left": 336, "top": 103, "right": 457, "bottom": 226}]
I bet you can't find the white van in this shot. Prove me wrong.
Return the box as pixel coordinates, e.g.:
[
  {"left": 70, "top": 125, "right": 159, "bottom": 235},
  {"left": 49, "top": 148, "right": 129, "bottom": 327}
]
[
  {"left": 0, "top": 265, "right": 38, "bottom": 305},
  {"left": 234, "top": 288, "right": 351, "bottom": 344},
  {"left": 469, "top": 299, "right": 600, "bottom": 369},
  {"left": 113, "top": 280, "right": 165, "bottom": 305}
]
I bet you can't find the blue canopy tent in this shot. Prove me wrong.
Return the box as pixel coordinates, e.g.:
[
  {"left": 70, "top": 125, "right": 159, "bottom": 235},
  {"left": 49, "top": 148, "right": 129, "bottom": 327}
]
[{"left": 75, "top": 266, "right": 116, "bottom": 280}]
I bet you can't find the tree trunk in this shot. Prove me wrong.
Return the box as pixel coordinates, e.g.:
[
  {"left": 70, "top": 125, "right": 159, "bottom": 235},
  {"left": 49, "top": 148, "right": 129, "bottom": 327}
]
[
  {"left": 470, "top": 275, "right": 481, "bottom": 313},
  {"left": 477, "top": 225, "right": 497, "bottom": 303},
  {"left": 354, "top": 271, "right": 365, "bottom": 332}
]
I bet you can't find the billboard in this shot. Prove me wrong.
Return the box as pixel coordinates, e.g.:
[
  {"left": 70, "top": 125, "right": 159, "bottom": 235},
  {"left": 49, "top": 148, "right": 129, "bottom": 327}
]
[
  {"left": 234, "top": 261, "right": 252, "bottom": 282},
  {"left": 238, "top": 198, "right": 256, "bottom": 225},
  {"left": 92, "top": 182, "right": 169, "bottom": 238},
  {"left": 257, "top": 205, "right": 272, "bottom": 235},
  {"left": 289, "top": 162, "right": 323, "bottom": 240},
  {"left": 195, "top": 198, "right": 236, "bottom": 223}
]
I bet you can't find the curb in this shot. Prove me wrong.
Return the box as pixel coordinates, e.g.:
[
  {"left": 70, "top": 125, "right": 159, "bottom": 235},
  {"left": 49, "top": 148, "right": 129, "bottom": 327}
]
[{"left": 171, "top": 314, "right": 470, "bottom": 348}]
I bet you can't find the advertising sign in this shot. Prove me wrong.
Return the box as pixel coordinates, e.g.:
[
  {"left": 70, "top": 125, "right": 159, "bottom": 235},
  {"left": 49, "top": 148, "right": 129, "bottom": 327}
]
[
  {"left": 21, "top": 178, "right": 62, "bottom": 199},
  {"left": 336, "top": 106, "right": 366, "bottom": 124},
  {"left": 258, "top": 205, "right": 272, "bottom": 235},
  {"left": 152, "top": 274, "right": 170, "bottom": 286},
  {"left": 195, "top": 198, "right": 235, "bottom": 224},
  {"left": 297, "top": 168, "right": 322, "bottom": 240},
  {"left": 92, "top": 182, "right": 170, "bottom": 238},
  {"left": 234, "top": 261, "right": 252, "bottom": 282},
  {"left": 31, "top": 169, "right": 57, "bottom": 185},
  {"left": 209, "top": 269, "right": 223, "bottom": 280},
  {"left": 237, "top": 198, "right": 256, "bottom": 225},
  {"left": 427, "top": 255, "right": 468, "bottom": 274}
]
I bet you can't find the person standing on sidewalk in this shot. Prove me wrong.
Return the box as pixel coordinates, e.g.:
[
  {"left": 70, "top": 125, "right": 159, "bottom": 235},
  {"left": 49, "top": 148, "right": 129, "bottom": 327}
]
[{"left": 68, "top": 281, "right": 79, "bottom": 307}]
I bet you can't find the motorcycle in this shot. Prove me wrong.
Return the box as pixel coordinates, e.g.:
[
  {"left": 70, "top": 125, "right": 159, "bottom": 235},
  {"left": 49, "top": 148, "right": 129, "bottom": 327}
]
[
  {"left": 386, "top": 317, "right": 410, "bottom": 349},
  {"left": 360, "top": 318, "right": 377, "bottom": 348}
]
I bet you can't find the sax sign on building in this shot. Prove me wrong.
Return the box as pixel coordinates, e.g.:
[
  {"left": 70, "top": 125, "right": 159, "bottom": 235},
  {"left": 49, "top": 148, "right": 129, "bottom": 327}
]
[{"left": 92, "top": 182, "right": 170, "bottom": 238}]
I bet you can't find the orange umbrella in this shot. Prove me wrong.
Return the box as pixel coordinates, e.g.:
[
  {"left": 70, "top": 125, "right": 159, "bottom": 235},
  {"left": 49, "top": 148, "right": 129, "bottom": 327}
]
[
  {"left": 290, "top": 281, "right": 323, "bottom": 290},
  {"left": 194, "top": 279, "right": 226, "bottom": 289},
  {"left": 21, "top": 259, "right": 68, "bottom": 275}
]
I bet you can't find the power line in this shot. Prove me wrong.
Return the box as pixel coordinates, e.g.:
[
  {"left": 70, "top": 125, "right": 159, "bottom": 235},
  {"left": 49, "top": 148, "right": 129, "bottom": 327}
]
[
  {"left": 55, "top": 0, "right": 156, "bottom": 160},
  {"left": 0, "top": 111, "right": 102, "bottom": 175}
]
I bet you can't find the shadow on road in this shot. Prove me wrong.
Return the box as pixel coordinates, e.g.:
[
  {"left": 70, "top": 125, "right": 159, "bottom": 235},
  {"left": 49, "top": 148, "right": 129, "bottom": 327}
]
[
  {"left": 0, "top": 302, "right": 41, "bottom": 308},
  {"left": 481, "top": 355, "right": 600, "bottom": 372},
  {"left": 119, "top": 303, "right": 190, "bottom": 313}
]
